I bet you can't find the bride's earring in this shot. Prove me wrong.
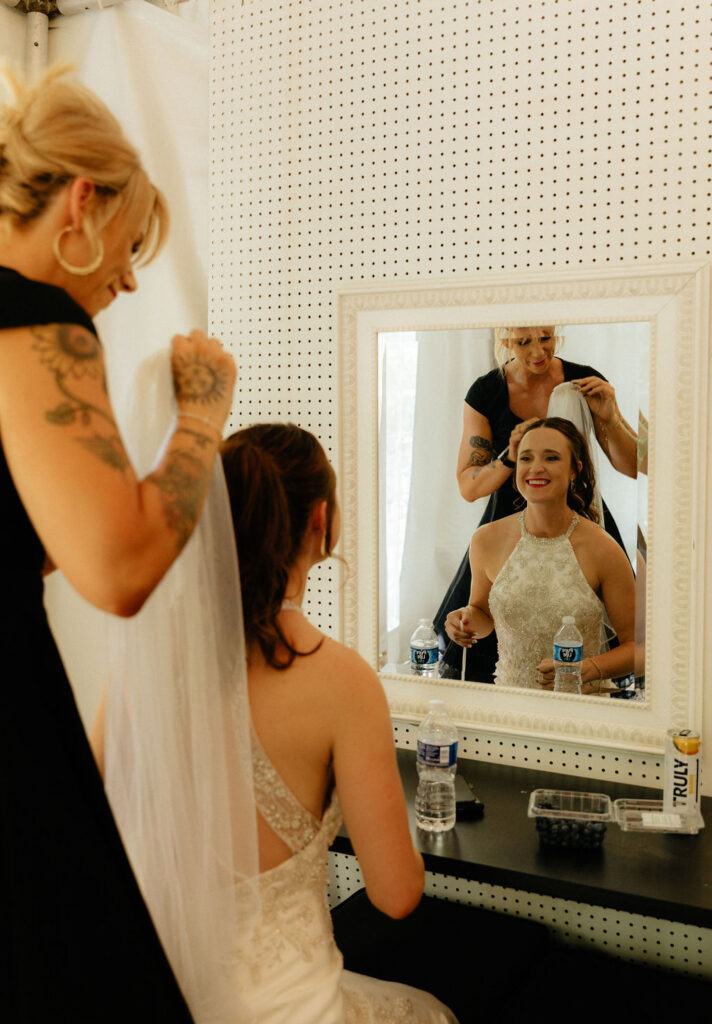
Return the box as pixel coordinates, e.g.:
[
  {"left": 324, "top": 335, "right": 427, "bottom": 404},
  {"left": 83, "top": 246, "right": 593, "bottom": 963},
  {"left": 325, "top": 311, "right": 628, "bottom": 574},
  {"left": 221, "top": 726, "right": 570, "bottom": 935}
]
[{"left": 53, "top": 225, "right": 104, "bottom": 276}]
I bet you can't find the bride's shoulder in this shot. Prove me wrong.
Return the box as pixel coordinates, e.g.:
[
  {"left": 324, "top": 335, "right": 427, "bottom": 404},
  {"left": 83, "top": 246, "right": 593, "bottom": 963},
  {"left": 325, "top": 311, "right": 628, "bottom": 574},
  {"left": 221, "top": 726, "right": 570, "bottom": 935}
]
[{"left": 318, "top": 636, "right": 379, "bottom": 682}]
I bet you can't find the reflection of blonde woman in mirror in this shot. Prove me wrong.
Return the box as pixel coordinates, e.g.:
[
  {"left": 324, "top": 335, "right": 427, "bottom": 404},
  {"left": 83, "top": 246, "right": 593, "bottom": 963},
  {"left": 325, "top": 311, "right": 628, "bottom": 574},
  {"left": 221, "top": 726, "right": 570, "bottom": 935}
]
[
  {"left": 0, "top": 68, "right": 235, "bottom": 1018},
  {"left": 434, "top": 326, "right": 637, "bottom": 684},
  {"left": 444, "top": 418, "right": 635, "bottom": 693}
]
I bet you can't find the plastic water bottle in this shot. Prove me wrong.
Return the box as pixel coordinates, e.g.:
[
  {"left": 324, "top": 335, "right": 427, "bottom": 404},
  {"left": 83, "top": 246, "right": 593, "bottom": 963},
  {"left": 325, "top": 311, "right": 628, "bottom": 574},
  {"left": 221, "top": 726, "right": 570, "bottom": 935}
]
[
  {"left": 553, "top": 616, "right": 583, "bottom": 694},
  {"left": 410, "top": 619, "right": 439, "bottom": 677},
  {"left": 415, "top": 700, "right": 458, "bottom": 832}
]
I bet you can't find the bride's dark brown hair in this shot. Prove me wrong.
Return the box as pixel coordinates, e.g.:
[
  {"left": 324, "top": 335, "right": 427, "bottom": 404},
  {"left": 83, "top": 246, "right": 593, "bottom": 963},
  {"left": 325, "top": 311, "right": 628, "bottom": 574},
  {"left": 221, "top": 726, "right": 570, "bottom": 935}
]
[
  {"left": 514, "top": 417, "right": 600, "bottom": 524},
  {"left": 221, "top": 423, "right": 337, "bottom": 669}
]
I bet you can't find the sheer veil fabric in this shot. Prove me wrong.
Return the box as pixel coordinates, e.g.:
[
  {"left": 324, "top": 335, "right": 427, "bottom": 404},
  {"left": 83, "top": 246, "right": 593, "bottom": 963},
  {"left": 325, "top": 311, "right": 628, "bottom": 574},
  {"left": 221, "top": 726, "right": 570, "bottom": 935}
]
[
  {"left": 546, "top": 381, "right": 604, "bottom": 525},
  {"left": 103, "top": 352, "right": 260, "bottom": 1022}
]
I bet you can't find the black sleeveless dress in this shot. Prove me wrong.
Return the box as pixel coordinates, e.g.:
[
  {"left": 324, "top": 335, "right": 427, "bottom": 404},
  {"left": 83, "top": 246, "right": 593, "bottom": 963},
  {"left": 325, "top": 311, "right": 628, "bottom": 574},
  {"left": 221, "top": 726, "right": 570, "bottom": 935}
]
[
  {"left": 433, "top": 359, "right": 626, "bottom": 683},
  {"left": 0, "top": 268, "right": 192, "bottom": 1022}
]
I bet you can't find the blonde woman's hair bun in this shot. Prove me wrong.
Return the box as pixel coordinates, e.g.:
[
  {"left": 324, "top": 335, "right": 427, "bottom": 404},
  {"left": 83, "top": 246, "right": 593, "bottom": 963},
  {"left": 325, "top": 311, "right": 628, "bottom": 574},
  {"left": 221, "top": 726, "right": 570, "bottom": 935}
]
[{"left": 0, "top": 63, "right": 168, "bottom": 262}]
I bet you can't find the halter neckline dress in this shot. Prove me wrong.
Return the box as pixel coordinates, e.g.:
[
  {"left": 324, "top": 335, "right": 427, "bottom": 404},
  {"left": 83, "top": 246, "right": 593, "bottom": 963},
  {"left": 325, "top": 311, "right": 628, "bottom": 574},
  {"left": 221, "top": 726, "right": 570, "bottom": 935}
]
[{"left": 488, "top": 512, "right": 606, "bottom": 689}]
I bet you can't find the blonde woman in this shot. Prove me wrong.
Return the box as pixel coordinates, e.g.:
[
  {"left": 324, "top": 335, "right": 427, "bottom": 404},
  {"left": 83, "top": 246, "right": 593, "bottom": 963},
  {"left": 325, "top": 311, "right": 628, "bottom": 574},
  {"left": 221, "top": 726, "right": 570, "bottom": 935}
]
[
  {"left": 0, "top": 69, "right": 235, "bottom": 1019},
  {"left": 434, "top": 326, "right": 637, "bottom": 683}
]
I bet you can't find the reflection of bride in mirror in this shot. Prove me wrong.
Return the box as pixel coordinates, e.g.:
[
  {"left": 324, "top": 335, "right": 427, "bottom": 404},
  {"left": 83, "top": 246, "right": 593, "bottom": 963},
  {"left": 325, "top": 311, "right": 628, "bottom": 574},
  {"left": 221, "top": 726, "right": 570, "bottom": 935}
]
[
  {"left": 434, "top": 325, "right": 638, "bottom": 683},
  {"left": 444, "top": 418, "right": 635, "bottom": 693}
]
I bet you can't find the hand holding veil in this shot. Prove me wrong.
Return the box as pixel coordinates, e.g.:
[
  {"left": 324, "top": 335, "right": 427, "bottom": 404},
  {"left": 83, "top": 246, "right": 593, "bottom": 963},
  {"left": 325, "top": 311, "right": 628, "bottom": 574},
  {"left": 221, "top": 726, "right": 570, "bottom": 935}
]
[{"left": 103, "top": 351, "right": 260, "bottom": 1022}]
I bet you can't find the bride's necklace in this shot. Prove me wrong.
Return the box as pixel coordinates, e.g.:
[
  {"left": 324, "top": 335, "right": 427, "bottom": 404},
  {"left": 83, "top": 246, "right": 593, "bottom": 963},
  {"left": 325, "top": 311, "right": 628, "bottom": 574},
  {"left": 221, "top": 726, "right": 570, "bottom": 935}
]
[{"left": 281, "top": 599, "right": 303, "bottom": 613}]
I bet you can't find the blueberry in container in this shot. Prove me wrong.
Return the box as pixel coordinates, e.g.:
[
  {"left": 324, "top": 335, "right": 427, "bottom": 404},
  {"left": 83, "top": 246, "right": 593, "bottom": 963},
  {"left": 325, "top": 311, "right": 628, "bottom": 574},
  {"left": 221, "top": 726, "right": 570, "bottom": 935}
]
[{"left": 528, "top": 789, "right": 613, "bottom": 849}]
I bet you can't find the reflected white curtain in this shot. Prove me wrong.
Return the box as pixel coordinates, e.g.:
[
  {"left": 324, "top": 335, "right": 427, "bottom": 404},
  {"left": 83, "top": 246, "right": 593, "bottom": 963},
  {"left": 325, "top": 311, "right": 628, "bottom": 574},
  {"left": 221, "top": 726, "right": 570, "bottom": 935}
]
[
  {"left": 380, "top": 330, "right": 494, "bottom": 666},
  {"left": 42, "top": 2, "right": 208, "bottom": 729}
]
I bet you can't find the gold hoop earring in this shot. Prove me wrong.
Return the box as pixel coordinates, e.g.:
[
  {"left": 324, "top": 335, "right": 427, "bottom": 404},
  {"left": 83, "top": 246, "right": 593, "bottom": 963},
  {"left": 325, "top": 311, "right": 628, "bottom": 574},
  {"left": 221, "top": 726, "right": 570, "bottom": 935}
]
[{"left": 52, "top": 226, "right": 104, "bottom": 276}]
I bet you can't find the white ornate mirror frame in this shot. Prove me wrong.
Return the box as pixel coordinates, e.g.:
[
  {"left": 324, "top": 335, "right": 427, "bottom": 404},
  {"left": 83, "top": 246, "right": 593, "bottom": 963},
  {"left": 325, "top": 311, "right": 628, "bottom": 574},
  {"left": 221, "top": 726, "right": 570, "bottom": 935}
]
[{"left": 338, "top": 263, "right": 710, "bottom": 752}]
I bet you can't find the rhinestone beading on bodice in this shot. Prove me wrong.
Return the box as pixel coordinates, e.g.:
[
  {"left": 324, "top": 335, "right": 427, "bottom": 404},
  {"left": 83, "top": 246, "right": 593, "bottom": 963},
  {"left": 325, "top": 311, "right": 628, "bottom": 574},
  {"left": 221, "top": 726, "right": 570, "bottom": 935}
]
[{"left": 488, "top": 513, "right": 605, "bottom": 689}]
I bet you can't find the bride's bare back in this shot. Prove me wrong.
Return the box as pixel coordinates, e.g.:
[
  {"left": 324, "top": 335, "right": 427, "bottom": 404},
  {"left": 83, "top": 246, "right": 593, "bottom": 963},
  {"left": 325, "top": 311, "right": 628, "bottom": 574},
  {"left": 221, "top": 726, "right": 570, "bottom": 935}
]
[{"left": 248, "top": 607, "right": 423, "bottom": 919}]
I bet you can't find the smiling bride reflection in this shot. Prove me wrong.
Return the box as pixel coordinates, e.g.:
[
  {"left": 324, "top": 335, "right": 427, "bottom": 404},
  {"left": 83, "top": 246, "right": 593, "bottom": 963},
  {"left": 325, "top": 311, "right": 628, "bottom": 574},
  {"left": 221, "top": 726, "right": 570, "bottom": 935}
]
[
  {"left": 434, "top": 325, "right": 637, "bottom": 684},
  {"left": 444, "top": 419, "right": 636, "bottom": 694}
]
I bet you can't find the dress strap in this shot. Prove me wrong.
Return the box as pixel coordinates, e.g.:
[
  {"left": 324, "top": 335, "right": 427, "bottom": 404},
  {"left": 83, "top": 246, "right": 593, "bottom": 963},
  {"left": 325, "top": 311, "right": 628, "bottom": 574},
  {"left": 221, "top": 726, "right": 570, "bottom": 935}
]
[
  {"left": 565, "top": 513, "right": 579, "bottom": 538},
  {"left": 250, "top": 722, "right": 322, "bottom": 853}
]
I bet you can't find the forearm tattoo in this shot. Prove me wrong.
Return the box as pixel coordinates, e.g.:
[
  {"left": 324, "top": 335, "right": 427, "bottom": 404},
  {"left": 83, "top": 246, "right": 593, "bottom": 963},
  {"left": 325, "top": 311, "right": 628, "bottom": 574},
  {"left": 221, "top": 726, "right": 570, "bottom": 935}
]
[
  {"left": 172, "top": 351, "right": 230, "bottom": 406},
  {"left": 175, "top": 425, "right": 213, "bottom": 450},
  {"left": 148, "top": 449, "right": 209, "bottom": 551},
  {"left": 31, "top": 325, "right": 129, "bottom": 473},
  {"left": 467, "top": 434, "right": 493, "bottom": 479}
]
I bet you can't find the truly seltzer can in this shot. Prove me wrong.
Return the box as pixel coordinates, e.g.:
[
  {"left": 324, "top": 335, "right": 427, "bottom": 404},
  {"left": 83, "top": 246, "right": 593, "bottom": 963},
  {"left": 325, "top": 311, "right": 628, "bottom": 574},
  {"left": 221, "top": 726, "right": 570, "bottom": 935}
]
[{"left": 663, "top": 729, "right": 701, "bottom": 816}]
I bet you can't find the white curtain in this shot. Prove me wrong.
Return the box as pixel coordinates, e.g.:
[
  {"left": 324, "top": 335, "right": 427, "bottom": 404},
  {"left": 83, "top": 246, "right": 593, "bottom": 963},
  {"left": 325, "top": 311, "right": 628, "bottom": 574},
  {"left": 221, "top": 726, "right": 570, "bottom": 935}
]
[
  {"left": 0, "top": 6, "right": 25, "bottom": 68},
  {"left": 379, "top": 330, "right": 494, "bottom": 667},
  {"left": 41, "top": 1, "right": 209, "bottom": 729}
]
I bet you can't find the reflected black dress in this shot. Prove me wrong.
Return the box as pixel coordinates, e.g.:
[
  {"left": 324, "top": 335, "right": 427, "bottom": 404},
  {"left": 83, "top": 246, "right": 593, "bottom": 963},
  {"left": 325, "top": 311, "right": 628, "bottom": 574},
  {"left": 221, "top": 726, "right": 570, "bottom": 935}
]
[
  {"left": 433, "top": 359, "right": 625, "bottom": 683},
  {"left": 0, "top": 269, "right": 192, "bottom": 1022}
]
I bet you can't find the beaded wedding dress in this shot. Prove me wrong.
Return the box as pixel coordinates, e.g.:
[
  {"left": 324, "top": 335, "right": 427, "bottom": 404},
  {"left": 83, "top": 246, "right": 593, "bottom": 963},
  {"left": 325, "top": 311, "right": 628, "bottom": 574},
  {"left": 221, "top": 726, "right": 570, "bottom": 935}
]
[
  {"left": 488, "top": 512, "right": 607, "bottom": 690},
  {"left": 232, "top": 728, "right": 459, "bottom": 1024}
]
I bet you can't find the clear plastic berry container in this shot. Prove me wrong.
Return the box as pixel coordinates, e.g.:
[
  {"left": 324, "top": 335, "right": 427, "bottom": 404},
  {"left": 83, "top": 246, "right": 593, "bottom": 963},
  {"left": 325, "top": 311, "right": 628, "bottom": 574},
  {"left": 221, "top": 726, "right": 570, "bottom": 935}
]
[{"left": 528, "top": 789, "right": 613, "bottom": 849}]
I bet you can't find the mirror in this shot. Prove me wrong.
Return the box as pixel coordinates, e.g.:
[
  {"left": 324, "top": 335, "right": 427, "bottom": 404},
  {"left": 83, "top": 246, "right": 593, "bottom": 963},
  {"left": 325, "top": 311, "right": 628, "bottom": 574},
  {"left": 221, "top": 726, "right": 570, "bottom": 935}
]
[
  {"left": 338, "top": 264, "right": 709, "bottom": 751},
  {"left": 377, "top": 323, "right": 649, "bottom": 699}
]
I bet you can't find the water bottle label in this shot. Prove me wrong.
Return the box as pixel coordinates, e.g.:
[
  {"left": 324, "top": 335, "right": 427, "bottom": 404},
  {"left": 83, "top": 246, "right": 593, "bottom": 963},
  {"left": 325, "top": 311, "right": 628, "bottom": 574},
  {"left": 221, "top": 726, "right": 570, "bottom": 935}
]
[
  {"left": 417, "top": 740, "right": 458, "bottom": 767},
  {"left": 553, "top": 643, "right": 582, "bottom": 664},
  {"left": 410, "top": 646, "right": 439, "bottom": 667}
]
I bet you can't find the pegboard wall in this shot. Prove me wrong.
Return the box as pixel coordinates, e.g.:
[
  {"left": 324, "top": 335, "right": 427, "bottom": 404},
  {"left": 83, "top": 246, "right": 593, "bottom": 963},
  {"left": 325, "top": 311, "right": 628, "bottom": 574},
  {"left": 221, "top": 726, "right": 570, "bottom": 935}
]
[
  {"left": 391, "top": 720, "right": 663, "bottom": 788},
  {"left": 327, "top": 852, "right": 712, "bottom": 981},
  {"left": 209, "top": 0, "right": 711, "bottom": 639}
]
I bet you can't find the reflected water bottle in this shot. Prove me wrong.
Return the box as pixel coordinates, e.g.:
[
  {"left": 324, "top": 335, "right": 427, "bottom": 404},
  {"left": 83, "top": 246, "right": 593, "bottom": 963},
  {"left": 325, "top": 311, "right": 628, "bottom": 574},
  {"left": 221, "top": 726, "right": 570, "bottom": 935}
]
[
  {"left": 553, "top": 616, "right": 583, "bottom": 694},
  {"left": 410, "top": 619, "right": 439, "bottom": 678},
  {"left": 415, "top": 700, "right": 458, "bottom": 832}
]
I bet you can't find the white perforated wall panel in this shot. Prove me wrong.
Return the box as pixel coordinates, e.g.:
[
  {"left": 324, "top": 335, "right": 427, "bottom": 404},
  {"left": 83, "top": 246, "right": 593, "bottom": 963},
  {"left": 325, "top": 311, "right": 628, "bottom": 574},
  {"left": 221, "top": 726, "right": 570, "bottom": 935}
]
[
  {"left": 392, "top": 721, "right": 663, "bottom": 787},
  {"left": 209, "top": 1, "right": 712, "bottom": 766}
]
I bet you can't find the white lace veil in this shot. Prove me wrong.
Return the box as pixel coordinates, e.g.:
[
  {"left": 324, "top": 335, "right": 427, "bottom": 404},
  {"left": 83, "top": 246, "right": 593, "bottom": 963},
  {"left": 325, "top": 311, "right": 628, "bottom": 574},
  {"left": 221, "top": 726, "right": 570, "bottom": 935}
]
[
  {"left": 546, "top": 381, "right": 604, "bottom": 525},
  {"left": 103, "top": 351, "right": 259, "bottom": 1022}
]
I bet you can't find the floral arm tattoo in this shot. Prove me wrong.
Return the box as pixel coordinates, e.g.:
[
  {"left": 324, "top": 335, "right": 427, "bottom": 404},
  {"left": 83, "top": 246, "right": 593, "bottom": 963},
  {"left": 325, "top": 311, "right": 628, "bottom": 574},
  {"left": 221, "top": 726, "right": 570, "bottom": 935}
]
[
  {"left": 467, "top": 435, "right": 493, "bottom": 479},
  {"left": 148, "top": 449, "right": 210, "bottom": 551},
  {"left": 31, "top": 324, "right": 129, "bottom": 473},
  {"left": 31, "top": 324, "right": 213, "bottom": 551}
]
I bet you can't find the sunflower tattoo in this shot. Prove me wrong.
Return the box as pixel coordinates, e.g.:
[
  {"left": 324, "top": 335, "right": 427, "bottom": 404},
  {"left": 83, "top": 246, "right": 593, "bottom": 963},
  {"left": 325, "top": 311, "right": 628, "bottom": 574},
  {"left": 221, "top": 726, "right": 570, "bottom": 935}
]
[
  {"left": 30, "top": 324, "right": 129, "bottom": 473},
  {"left": 172, "top": 351, "right": 230, "bottom": 406}
]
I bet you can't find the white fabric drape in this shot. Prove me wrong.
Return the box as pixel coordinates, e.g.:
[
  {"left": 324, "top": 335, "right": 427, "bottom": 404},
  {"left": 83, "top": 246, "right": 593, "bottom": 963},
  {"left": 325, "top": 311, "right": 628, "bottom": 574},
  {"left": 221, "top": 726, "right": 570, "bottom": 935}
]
[
  {"left": 103, "top": 350, "right": 259, "bottom": 1023},
  {"left": 42, "top": 1, "right": 209, "bottom": 730},
  {"left": 379, "top": 330, "right": 494, "bottom": 666}
]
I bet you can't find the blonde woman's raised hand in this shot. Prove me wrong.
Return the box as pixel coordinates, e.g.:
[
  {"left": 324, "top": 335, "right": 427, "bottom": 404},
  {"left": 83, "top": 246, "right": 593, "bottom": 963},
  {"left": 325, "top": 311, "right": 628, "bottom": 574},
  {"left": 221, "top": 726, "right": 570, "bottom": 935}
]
[
  {"left": 171, "top": 330, "right": 237, "bottom": 437},
  {"left": 506, "top": 417, "right": 540, "bottom": 463},
  {"left": 571, "top": 376, "right": 618, "bottom": 424}
]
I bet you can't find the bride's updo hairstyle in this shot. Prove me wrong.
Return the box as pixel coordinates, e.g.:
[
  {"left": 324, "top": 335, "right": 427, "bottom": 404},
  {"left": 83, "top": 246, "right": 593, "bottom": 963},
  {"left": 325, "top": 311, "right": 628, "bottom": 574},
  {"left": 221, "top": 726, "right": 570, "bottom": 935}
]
[
  {"left": 516, "top": 417, "right": 600, "bottom": 524},
  {"left": 0, "top": 65, "right": 168, "bottom": 262},
  {"left": 221, "top": 423, "right": 337, "bottom": 669}
]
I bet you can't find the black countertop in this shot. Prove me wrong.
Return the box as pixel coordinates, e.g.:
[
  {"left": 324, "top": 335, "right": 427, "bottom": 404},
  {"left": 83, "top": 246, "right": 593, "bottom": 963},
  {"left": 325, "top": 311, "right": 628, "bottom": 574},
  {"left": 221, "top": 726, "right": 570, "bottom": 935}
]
[{"left": 331, "top": 748, "right": 712, "bottom": 928}]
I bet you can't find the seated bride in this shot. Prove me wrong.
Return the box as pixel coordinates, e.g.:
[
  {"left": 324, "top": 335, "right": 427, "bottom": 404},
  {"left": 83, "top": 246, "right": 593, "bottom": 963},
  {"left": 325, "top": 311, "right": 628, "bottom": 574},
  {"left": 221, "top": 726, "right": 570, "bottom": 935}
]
[
  {"left": 445, "top": 417, "right": 635, "bottom": 693},
  {"left": 93, "top": 412, "right": 457, "bottom": 1022}
]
